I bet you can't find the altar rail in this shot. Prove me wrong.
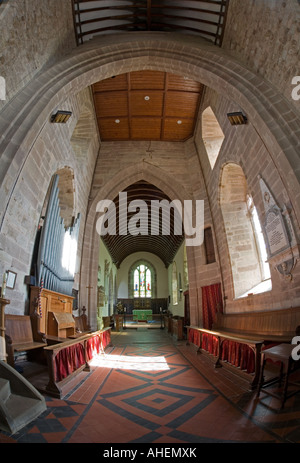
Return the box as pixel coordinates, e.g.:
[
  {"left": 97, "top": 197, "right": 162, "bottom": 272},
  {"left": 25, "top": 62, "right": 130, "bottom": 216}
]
[
  {"left": 44, "top": 327, "right": 111, "bottom": 398},
  {"left": 187, "top": 326, "right": 264, "bottom": 389}
]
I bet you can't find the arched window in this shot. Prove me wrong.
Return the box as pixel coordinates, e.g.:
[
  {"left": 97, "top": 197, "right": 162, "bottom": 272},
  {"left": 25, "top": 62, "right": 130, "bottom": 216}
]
[
  {"left": 133, "top": 264, "right": 152, "bottom": 298},
  {"left": 220, "top": 163, "right": 271, "bottom": 298}
]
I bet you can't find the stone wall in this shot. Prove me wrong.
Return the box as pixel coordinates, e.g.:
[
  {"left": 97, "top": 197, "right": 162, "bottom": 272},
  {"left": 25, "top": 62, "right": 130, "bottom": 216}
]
[
  {"left": 194, "top": 85, "right": 300, "bottom": 315},
  {"left": 222, "top": 0, "right": 300, "bottom": 112},
  {"left": 0, "top": 87, "right": 99, "bottom": 313},
  {"left": 0, "top": 0, "right": 76, "bottom": 111}
]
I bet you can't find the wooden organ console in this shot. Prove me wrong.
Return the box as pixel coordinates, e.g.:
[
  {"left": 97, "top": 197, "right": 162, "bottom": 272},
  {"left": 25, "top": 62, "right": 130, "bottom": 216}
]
[{"left": 29, "top": 286, "right": 75, "bottom": 340}]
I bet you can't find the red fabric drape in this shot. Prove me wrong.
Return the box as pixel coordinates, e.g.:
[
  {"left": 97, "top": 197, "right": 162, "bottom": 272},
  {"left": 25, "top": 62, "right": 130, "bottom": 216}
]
[
  {"left": 188, "top": 328, "right": 255, "bottom": 374},
  {"left": 86, "top": 335, "right": 101, "bottom": 360},
  {"left": 188, "top": 328, "right": 201, "bottom": 347},
  {"left": 221, "top": 340, "right": 255, "bottom": 373},
  {"left": 202, "top": 283, "right": 223, "bottom": 330},
  {"left": 53, "top": 329, "right": 111, "bottom": 383},
  {"left": 55, "top": 343, "right": 86, "bottom": 382},
  {"left": 201, "top": 332, "right": 219, "bottom": 356}
]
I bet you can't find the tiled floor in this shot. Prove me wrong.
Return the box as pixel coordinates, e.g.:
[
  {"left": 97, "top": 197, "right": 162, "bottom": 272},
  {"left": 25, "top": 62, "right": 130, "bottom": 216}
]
[{"left": 1, "top": 326, "right": 300, "bottom": 445}]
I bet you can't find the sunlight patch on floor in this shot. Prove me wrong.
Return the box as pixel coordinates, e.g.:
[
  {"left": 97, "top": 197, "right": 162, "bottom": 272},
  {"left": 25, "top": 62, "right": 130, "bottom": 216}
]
[{"left": 89, "top": 353, "right": 170, "bottom": 371}]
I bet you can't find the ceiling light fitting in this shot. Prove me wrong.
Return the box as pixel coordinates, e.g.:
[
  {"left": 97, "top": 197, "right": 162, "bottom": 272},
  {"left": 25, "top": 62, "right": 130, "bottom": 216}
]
[
  {"left": 227, "top": 112, "right": 247, "bottom": 126},
  {"left": 51, "top": 110, "right": 72, "bottom": 123}
]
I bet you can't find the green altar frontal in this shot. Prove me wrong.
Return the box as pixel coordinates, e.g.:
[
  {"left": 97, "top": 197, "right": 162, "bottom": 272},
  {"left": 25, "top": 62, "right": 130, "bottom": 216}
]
[{"left": 132, "top": 309, "right": 152, "bottom": 322}]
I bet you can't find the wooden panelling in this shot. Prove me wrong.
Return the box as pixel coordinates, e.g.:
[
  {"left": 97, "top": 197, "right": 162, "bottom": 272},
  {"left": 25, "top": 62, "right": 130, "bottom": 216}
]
[
  {"left": 93, "top": 91, "right": 128, "bottom": 117},
  {"left": 164, "top": 91, "right": 200, "bottom": 118},
  {"left": 213, "top": 307, "right": 300, "bottom": 339},
  {"left": 167, "top": 74, "right": 203, "bottom": 92},
  {"left": 93, "top": 74, "right": 128, "bottom": 92},
  {"left": 92, "top": 71, "right": 204, "bottom": 141},
  {"left": 130, "top": 70, "right": 165, "bottom": 89},
  {"left": 98, "top": 117, "right": 130, "bottom": 140},
  {"left": 130, "top": 91, "right": 164, "bottom": 117}
]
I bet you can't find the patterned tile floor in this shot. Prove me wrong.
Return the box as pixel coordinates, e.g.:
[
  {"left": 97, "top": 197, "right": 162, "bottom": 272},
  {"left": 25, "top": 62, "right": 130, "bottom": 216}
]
[{"left": 1, "top": 327, "right": 300, "bottom": 447}]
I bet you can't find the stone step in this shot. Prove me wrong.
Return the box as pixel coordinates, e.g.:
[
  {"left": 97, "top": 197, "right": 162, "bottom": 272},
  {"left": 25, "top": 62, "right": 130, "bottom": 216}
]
[{"left": 0, "top": 378, "right": 11, "bottom": 402}]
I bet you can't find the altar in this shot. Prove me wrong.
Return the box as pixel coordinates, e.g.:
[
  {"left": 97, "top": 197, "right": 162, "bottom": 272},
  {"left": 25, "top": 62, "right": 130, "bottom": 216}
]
[{"left": 132, "top": 309, "right": 152, "bottom": 322}]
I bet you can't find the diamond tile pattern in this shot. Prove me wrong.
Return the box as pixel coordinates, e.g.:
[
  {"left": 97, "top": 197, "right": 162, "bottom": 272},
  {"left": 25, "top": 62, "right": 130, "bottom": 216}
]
[{"left": 1, "top": 329, "right": 300, "bottom": 445}]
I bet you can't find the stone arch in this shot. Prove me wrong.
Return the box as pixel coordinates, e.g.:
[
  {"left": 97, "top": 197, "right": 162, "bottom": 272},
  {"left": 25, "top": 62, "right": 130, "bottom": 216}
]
[
  {"left": 80, "top": 161, "right": 194, "bottom": 328},
  {"left": 1, "top": 33, "right": 299, "bottom": 235}
]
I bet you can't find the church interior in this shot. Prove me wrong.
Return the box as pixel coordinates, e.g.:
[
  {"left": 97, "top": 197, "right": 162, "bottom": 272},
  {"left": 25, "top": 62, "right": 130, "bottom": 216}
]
[{"left": 0, "top": 0, "right": 300, "bottom": 446}]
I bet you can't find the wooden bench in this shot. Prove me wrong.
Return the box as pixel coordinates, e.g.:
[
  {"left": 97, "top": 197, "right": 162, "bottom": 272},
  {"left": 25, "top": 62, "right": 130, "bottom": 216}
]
[
  {"left": 186, "top": 306, "right": 300, "bottom": 389},
  {"left": 5, "top": 314, "right": 46, "bottom": 367},
  {"left": 212, "top": 307, "right": 300, "bottom": 343}
]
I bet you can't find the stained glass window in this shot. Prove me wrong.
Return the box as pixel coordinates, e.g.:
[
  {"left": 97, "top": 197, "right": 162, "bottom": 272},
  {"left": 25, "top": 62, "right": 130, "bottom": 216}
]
[{"left": 133, "top": 264, "right": 151, "bottom": 298}]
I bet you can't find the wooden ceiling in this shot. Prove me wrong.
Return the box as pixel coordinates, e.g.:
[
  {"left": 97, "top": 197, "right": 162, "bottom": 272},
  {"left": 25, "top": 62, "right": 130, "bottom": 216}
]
[
  {"left": 101, "top": 180, "right": 185, "bottom": 267},
  {"left": 72, "top": 0, "right": 230, "bottom": 46},
  {"left": 92, "top": 70, "right": 204, "bottom": 141}
]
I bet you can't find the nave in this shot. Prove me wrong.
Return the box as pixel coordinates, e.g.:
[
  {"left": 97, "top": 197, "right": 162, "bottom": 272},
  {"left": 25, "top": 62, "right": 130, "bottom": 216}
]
[{"left": 1, "top": 327, "right": 300, "bottom": 445}]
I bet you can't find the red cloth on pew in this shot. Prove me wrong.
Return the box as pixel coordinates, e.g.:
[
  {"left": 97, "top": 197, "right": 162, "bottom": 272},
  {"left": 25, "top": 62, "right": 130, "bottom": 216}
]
[
  {"left": 202, "top": 332, "right": 219, "bottom": 356},
  {"left": 221, "top": 339, "right": 255, "bottom": 373},
  {"left": 102, "top": 329, "right": 111, "bottom": 349},
  {"left": 55, "top": 343, "right": 86, "bottom": 382},
  {"left": 188, "top": 328, "right": 201, "bottom": 346},
  {"left": 188, "top": 328, "right": 255, "bottom": 374},
  {"left": 86, "top": 335, "right": 102, "bottom": 360},
  {"left": 86, "top": 330, "right": 111, "bottom": 360}
]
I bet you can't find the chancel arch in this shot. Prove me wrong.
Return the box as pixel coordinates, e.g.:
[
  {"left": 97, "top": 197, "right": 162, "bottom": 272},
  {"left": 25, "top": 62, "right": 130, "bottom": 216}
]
[{"left": 80, "top": 161, "right": 194, "bottom": 329}]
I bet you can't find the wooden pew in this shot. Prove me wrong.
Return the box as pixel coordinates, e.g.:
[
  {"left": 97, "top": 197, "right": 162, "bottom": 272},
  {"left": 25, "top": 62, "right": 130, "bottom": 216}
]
[
  {"left": 43, "top": 327, "right": 112, "bottom": 398},
  {"left": 213, "top": 307, "right": 300, "bottom": 342},
  {"left": 187, "top": 325, "right": 263, "bottom": 389},
  {"left": 5, "top": 314, "right": 46, "bottom": 367},
  {"left": 186, "top": 306, "right": 300, "bottom": 389}
]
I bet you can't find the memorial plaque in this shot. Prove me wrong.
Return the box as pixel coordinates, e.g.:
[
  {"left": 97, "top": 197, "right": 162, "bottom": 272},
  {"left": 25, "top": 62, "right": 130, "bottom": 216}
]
[{"left": 265, "top": 207, "right": 289, "bottom": 256}]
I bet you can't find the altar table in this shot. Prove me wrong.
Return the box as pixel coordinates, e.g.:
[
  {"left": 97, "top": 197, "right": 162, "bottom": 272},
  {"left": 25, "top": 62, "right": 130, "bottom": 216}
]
[{"left": 132, "top": 309, "right": 152, "bottom": 322}]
